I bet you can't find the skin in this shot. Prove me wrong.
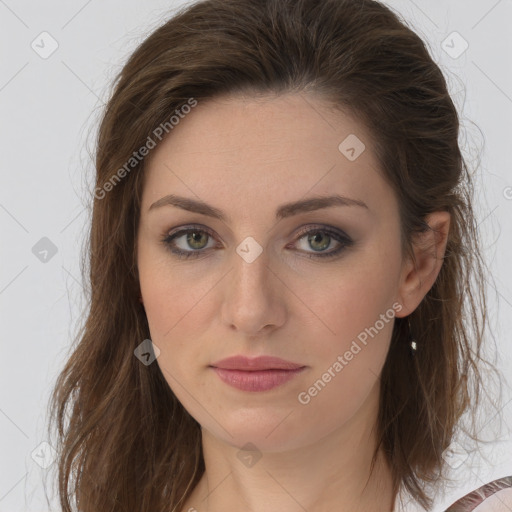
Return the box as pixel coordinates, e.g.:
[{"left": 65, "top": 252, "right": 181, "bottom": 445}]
[{"left": 136, "top": 92, "right": 450, "bottom": 512}]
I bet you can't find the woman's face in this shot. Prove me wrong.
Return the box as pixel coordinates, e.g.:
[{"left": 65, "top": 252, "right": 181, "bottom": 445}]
[{"left": 136, "top": 92, "right": 415, "bottom": 452}]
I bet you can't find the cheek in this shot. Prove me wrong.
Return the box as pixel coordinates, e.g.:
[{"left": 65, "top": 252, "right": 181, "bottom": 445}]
[
  {"left": 292, "top": 267, "right": 399, "bottom": 440},
  {"left": 140, "top": 272, "right": 210, "bottom": 404},
  {"left": 140, "top": 274, "right": 210, "bottom": 376},
  {"left": 137, "top": 247, "right": 222, "bottom": 398},
  {"left": 293, "top": 249, "right": 401, "bottom": 422},
  {"left": 137, "top": 239, "right": 211, "bottom": 338},
  {"left": 304, "top": 251, "right": 400, "bottom": 355}
]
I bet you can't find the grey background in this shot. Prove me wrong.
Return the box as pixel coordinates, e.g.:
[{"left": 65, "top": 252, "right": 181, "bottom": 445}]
[{"left": 1, "top": 0, "right": 511, "bottom": 510}]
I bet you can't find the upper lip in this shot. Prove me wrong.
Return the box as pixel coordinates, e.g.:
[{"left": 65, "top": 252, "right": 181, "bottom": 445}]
[{"left": 210, "top": 355, "right": 305, "bottom": 371}]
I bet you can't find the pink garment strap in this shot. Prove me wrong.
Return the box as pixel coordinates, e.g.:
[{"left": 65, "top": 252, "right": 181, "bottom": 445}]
[{"left": 446, "top": 476, "right": 512, "bottom": 511}]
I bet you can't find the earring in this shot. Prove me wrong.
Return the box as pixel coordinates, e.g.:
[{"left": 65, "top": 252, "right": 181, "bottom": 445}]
[{"left": 408, "top": 317, "right": 417, "bottom": 356}]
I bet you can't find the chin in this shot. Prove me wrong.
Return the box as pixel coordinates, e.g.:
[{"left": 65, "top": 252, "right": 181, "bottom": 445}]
[{"left": 201, "top": 411, "right": 317, "bottom": 453}]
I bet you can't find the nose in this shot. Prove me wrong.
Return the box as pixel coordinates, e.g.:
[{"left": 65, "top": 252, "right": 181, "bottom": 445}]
[{"left": 220, "top": 244, "right": 287, "bottom": 337}]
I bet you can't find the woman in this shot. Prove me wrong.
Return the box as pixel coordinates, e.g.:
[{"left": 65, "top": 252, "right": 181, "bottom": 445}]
[{"left": 46, "top": 0, "right": 512, "bottom": 510}]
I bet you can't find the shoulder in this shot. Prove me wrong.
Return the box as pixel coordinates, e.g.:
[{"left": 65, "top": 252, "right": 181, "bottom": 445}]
[{"left": 446, "top": 476, "right": 512, "bottom": 512}]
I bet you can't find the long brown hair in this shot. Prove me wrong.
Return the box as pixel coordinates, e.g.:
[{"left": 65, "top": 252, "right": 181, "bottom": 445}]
[{"left": 46, "top": 0, "right": 502, "bottom": 510}]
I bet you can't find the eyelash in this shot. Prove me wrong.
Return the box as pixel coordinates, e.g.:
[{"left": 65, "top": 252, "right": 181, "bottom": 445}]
[{"left": 161, "top": 224, "right": 354, "bottom": 261}]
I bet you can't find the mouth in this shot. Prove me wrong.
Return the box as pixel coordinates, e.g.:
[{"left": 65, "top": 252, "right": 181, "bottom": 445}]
[
  {"left": 209, "top": 354, "right": 307, "bottom": 392},
  {"left": 210, "top": 354, "right": 304, "bottom": 371},
  {"left": 209, "top": 366, "right": 307, "bottom": 392}
]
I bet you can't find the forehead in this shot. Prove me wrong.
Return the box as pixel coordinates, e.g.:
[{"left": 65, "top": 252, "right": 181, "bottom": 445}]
[{"left": 141, "top": 92, "right": 392, "bottom": 218}]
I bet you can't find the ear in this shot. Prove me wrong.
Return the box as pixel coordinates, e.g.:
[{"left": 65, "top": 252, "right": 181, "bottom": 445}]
[{"left": 394, "top": 211, "right": 451, "bottom": 318}]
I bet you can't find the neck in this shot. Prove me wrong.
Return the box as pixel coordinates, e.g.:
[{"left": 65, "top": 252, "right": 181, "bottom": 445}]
[{"left": 180, "top": 382, "right": 396, "bottom": 512}]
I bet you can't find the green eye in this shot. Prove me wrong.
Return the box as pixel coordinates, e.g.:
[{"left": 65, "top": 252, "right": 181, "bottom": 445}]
[
  {"left": 306, "top": 231, "right": 332, "bottom": 252},
  {"left": 291, "top": 225, "right": 353, "bottom": 259},
  {"left": 162, "top": 224, "right": 353, "bottom": 260},
  {"left": 185, "top": 230, "right": 210, "bottom": 250},
  {"left": 162, "top": 226, "right": 216, "bottom": 259}
]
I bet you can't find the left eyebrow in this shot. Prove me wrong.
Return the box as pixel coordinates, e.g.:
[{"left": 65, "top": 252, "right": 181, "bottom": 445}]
[{"left": 148, "top": 193, "right": 370, "bottom": 223}]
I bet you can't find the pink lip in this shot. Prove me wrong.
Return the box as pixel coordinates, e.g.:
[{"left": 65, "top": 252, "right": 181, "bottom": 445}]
[
  {"left": 210, "top": 355, "right": 304, "bottom": 371},
  {"left": 209, "top": 356, "right": 307, "bottom": 392}
]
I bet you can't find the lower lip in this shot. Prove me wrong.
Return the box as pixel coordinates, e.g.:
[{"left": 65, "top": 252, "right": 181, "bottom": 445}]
[{"left": 211, "top": 367, "right": 306, "bottom": 392}]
